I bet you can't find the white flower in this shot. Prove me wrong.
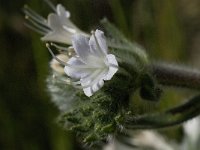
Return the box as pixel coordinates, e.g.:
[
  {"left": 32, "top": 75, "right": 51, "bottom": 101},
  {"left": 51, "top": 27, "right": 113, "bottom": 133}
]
[
  {"left": 64, "top": 30, "right": 118, "bottom": 97},
  {"left": 24, "top": 3, "right": 87, "bottom": 44},
  {"left": 183, "top": 117, "right": 200, "bottom": 146}
]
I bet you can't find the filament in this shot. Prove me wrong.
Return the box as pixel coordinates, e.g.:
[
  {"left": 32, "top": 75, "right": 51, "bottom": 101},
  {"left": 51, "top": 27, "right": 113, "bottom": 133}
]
[
  {"left": 23, "top": 6, "right": 51, "bottom": 34},
  {"left": 26, "top": 17, "right": 51, "bottom": 33},
  {"left": 24, "top": 22, "right": 46, "bottom": 35},
  {"left": 43, "top": 0, "right": 56, "bottom": 12},
  {"left": 50, "top": 43, "right": 70, "bottom": 51},
  {"left": 46, "top": 43, "right": 68, "bottom": 66},
  {"left": 23, "top": 6, "right": 47, "bottom": 25}
]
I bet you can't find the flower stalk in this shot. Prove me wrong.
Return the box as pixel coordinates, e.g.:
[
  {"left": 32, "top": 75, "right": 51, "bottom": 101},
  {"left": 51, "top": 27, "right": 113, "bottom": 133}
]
[
  {"left": 151, "top": 63, "right": 200, "bottom": 90},
  {"left": 125, "top": 94, "right": 200, "bottom": 129}
]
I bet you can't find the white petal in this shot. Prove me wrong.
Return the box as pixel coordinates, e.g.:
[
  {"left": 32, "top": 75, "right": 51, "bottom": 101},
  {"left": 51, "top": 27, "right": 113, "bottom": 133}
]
[
  {"left": 55, "top": 5, "right": 81, "bottom": 33},
  {"left": 64, "top": 57, "right": 92, "bottom": 79},
  {"left": 48, "top": 10, "right": 76, "bottom": 32},
  {"left": 47, "top": 14, "right": 61, "bottom": 30},
  {"left": 82, "top": 79, "right": 104, "bottom": 97},
  {"left": 92, "top": 79, "right": 104, "bottom": 92},
  {"left": 81, "top": 79, "right": 93, "bottom": 97},
  {"left": 43, "top": 15, "right": 75, "bottom": 43},
  {"left": 41, "top": 31, "right": 72, "bottom": 44},
  {"left": 104, "top": 54, "right": 118, "bottom": 80},
  {"left": 56, "top": 4, "right": 70, "bottom": 18},
  {"left": 62, "top": 25, "right": 77, "bottom": 34},
  {"left": 57, "top": 10, "right": 77, "bottom": 30},
  {"left": 89, "top": 29, "right": 107, "bottom": 57},
  {"left": 107, "top": 54, "right": 118, "bottom": 66},
  {"left": 80, "top": 69, "right": 101, "bottom": 84},
  {"left": 95, "top": 30, "right": 108, "bottom": 53},
  {"left": 89, "top": 37, "right": 103, "bottom": 57},
  {"left": 72, "top": 34, "right": 91, "bottom": 63},
  {"left": 83, "top": 87, "right": 93, "bottom": 97},
  {"left": 41, "top": 8, "right": 87, "bottom": 44},
  {"left": 41, "top": 13, "right": 76, "bottom": 44},
  {"left": 81, "top": 69, "right": 106, "bottom": 97},
  {"left": 184, "top": 117, "right": 200, "bottom": 143}
]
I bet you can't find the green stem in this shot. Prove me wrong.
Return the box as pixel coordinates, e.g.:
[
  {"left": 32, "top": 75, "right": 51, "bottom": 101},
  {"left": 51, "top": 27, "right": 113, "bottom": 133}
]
[
  {"left": 150, "top": 63, "right": 200, "bottom": 90},
  {"left": 125, "top": 94, "right": 200, "bottom": 129}
]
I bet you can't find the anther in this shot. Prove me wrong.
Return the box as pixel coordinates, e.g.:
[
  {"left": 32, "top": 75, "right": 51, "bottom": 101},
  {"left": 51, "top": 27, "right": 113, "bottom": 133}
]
[{"left": 25, "top": 15, "right": 29, "bottom": 19}]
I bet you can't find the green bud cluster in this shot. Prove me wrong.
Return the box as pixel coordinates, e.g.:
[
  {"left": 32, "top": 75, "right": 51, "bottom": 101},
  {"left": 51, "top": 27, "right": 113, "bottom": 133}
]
[{"left": 57, "top": 72, "right": 136, "bottom": 146}]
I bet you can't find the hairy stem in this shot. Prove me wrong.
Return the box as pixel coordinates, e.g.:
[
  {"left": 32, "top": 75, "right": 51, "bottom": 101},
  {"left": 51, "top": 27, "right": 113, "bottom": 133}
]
[
  {"left": 150, "top": 63, "right": 200, "bottom": 90},
  {"left": 125, "top": 94, "right": 200, "bottom": 129}
]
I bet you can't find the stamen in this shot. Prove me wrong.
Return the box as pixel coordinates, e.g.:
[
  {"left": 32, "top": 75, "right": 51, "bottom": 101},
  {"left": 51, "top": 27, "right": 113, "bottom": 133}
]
[
  {"left": 23, "top": 6, "right": 47, "bottom": 24},
  {"left": 23, "top": 6, "right": 52, "bottom": 35},
  {"left": 24, "top": 22, "right": 47, "bottom": 35},
  {"left": 43, "top": 0, "right": 56, "bottom": 12},
  {"left": 26, "top": 18, "right": 51, "bottom": 33},
  {"left": 50, "top": 43, "right": 70, "bottom": 51},
  {"left": 46, "top": 43, "right": 69, "bottom": 66},
  {"left": 49, "top": 43, "right": 75, "bottom": 57}
]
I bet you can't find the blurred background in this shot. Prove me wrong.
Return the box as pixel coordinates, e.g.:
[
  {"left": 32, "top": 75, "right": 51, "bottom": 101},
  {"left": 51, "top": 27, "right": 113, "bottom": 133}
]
[{"left": 0, "top": 0, "right": 200, "bottom": 150}]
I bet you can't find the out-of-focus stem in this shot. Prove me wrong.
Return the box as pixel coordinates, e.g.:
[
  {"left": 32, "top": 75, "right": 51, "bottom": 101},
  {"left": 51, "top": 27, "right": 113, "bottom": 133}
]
[
  {"left": 150, "top": 63, "right": 200, "bottom": 90},
  {"left": 125, "top": 94, "right": 200, "bottom": 129},
  {"left": 108, "top": 0, "right": 129, "bottom": 37}
]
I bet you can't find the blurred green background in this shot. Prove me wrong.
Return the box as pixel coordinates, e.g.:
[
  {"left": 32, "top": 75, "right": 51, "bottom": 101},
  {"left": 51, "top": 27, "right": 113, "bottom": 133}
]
[{"left": 0, "top": 0, "right": 200, "bottom": 150}]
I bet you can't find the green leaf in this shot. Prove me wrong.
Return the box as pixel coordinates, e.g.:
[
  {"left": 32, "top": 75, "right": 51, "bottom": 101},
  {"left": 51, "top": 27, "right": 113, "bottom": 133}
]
[{"left": 101, "top": 18, "right": 149, "bottom": 69}]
